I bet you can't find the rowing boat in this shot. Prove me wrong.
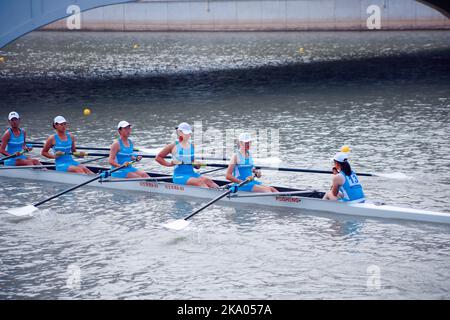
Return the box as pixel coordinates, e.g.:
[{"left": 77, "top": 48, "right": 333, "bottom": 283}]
[{"left": 1, "top": 164, "right": 450, "bottom": 225}]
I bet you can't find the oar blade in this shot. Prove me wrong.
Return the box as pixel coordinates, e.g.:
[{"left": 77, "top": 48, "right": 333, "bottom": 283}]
[
  {"left": 163, "top": 219, "right": 191, "bottom": 231},
  {"left": 6, "top": 205, "right": 39, "bottom": 217}
]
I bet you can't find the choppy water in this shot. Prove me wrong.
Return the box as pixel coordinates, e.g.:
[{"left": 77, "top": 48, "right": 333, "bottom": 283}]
[{"left": 0, "top": 31, "right": 449, "bottom": 299}]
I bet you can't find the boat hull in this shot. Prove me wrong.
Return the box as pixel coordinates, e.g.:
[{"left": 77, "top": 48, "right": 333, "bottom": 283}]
[{"left": 1, "top": 166, "right": 450, "bottom": 225}]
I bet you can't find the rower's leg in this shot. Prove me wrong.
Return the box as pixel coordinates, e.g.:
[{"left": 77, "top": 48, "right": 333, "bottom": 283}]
[
  {"left": 15, "top": 158, "right": 43, "bottom": 166},
  {"left": 251, "top": 185, "right": 274, "bottom": 193},
  {"left": 136, "top": 171, "right": 150, "bottom": 178},
  {"left": 186, "top": 177, "right": 208, "bottom": 188},
  {"left": 126, "top": 172, "right": 141, "bottom": 178},
  {"left": 31, "top": 158, "right": 43, "bottom": 165},
  {"left": 201, "top": 176, "right": 219, "bottom": 188},
  {"left": 323, "top": 191, "right": 337, "bottom": 200},
  {"left": 26, "top": 158, "right": 48, "bottom": 170},
  {"left": 68, "top": 166, "right": 85, "bottom": 174},
  {"left": 79, "top": 165, "right": 95, "bottom": 175},
  {"left": 270, "top": 186, "right": 278, "bottom": 193},
  {"left": 15, "top": 158, "right": 35, "bottom": 166}
]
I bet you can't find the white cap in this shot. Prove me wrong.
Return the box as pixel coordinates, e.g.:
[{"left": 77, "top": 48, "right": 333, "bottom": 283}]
[
  {"left": 53, "top": 116, "right": 67, "bottom": 124},
  {"left": 333, "top": 152, "right": 348, "bottom": 163},
  {"left": 238, "top": 132, "right": 253, "bottom": 143},
  {"left": 8, "top": 111, "right": 20, "bottom": 120},
  {"left": 176, "top": 122, "right": 192, "bottom": 134},
  {"left": 117, "top": 120, "right": 131, "bottom": 129}
]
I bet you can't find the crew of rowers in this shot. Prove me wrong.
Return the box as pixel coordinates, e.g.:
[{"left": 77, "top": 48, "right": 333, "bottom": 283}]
[{"left": 0, "top": 112, "right": 365, "bottom": 203}]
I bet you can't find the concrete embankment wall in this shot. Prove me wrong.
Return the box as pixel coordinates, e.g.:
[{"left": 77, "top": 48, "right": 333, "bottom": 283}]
[{"left": 41, "top": 0, "right": 450, "bottom": 31}]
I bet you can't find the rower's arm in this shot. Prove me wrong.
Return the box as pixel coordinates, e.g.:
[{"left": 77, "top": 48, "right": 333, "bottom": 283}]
[
  {"left": 329, "top": 175, "right": 344, "bottom": 200},
  {"left": 70, "top": 134, "right": 77, "bottom": 153},
  {"left": 41, "top": 136, "right": 56, "bottom": 159},
  {"left": 155, "top": 143, "right": 176, "bottom": 167},
  {"left": 109, "top": 141, "right": 122, "bottom": 168},
  {"left": 22, "top": 130, "right": 27, "bottom": 149},
  {"left": 0, "top": 130, "right": 11, "bottom": 156},
  {"left": 226, "top": 155, "right": 241, "bottom": 183}
]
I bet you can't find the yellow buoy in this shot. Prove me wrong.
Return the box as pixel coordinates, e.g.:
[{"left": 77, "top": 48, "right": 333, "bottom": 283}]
[
  {"left": 133, "top": 44, "right": 139, "bottom": 49},
  {"left": 0, "top": 56, "right": 5, "bottom": 63},
  {"left": 299, "top": 48, "right": 305, "bottom": 54},
  {"left": 340, "top": 145, "right": 351, "bottom": 153},
  {"left": 83, "top": 108, "right": 91, "bottom": 116}
]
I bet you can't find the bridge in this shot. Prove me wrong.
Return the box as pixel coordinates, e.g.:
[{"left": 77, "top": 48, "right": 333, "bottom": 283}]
[{"left": 1, "top": 0, "right": 449, "bottom": 49}]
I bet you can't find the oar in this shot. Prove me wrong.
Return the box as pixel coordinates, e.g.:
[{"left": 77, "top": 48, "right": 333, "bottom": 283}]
[
  {"left": 28, "top": 142, "right": 140, "bottom": 153},
  {"left": 0, "top": 150, "right": 27, "bottom": 163},
  {"left": 163, "top": 177, "right": 254, "bottom": 231},
  {"left": 200, "top": 162, "right": 375, "bottom": 177},
  {"left": 5, "top": 160, "right": 136, "bottom": 217},
  {"left": 199, "top": 167, "right": 227, "bottom": 175},
  {"left": 0, "top": 164, "right": 56, "bottom": 170},
  {"left": 0, "top": 156, "right": 108, "bottom": 170},
  {"left": 79, "top": 155, "right": 109, "bottom": 165},
  {"left": 14, "top": 142, "right": 407, "bottom": 178},
  {"left": 99, "top": 176, "right": 172, "bottom": 183},
  {"left": 80, "top": 153, "right": 392, "bottom": 178},
  {"left": 24, "top": 142, "right": 230, "bottom": 161}
]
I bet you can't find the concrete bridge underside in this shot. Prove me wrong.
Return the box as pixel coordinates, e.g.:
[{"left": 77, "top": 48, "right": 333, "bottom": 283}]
[{"left": 1, "top": 0, "right": 449, "bottom": 49}]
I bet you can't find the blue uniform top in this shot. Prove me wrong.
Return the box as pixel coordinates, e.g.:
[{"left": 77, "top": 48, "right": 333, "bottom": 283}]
[
  {"left": 339, "top": 171, "right": 365, "bottom": 202},
  {"left": 231, "top": 150, "right": 262, "bottom": 192},
  {"left": 233, "top": 150, "right": 254, "bottom": 181},
  {"left": 173, "top": 140, "right": 195, "bottom": 175},
  {"left": 4, "top": 128, "right": 26, "bottom": 166},
  {"left": 110, "top": 138, "right": 138, "bottom": 178},
  {"left": 114, "top": 138, "right": 134, "bottom": 167},
  {"left": 53, "top": 133, "right": 74, "bottom": 166},
  {"left": 6, "top": 128, "right": 24, "bottom": 155}
]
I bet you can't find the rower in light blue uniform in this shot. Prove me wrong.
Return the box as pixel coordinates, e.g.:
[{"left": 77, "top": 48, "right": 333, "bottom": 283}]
[
  {"left": 323, "top": 152, "right": 365, "bottom": 203},
  {"left": 0, "top": 111, "right": 42, "bottom": 167},
  {"left": 156, "top": 122, "right": 219, "bottom": 188},
  {"left": 172, "top": 139, "right": 200, "bottom": 185},
  {"left": 41, "top": 116, "right": 94, "bottom": 174},
  {"left": 53, "top": 133, "right": 80, "bottom": 171},
  {"left": 3, "top": 127, "right": 26, "bottom": 166},
  {"left": 226, "top": 133, "right": 278, "bottom": 193},
  {"left": 108, "top": 121, "right": 148, "bottom": 179}
]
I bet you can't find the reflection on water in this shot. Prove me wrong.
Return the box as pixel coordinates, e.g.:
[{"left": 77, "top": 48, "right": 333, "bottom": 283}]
[{"left": 0, "top": 31, "right": 449, "bottom": 299}]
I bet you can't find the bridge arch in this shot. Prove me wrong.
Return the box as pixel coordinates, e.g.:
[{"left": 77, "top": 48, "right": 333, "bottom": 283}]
[
  {"left": 418, "top": 0, "right": 450, "bottom": 18},
  {"left": 0, "top": 0, "right": 134, "bottom": 49},
  {"left": 0, "top": 0, "right": 449, "bottom": 49}
]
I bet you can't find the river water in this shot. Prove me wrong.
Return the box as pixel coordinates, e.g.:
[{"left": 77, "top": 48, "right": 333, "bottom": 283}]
[{"left": 0, "top": 31, "right": 449, "bottom": 299}]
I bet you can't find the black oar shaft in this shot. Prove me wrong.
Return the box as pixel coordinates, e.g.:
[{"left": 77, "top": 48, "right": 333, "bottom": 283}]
[
  {"left": 79, "top": 155, "right": 109, "bottom": 165},
  {"left": 0, "top": 150, "right": 26, "bottom": 162},
  {"left": 33, "top": 161, "right": 134, "bottom": 208},
  {"left": 184, "top": 178, "right": 251, "bottom": 221},
  {"left": 200, "top": 167, "right": 226, "bottom": 175},
  {"left": 25, "top": 141, "right": 139, "bottom": 152},
  {"left": 26, "top": 142, "right": 229, "bottom": 161},
  {"left": 20, "top": 141, "right": 375, "bottom": 176},
  {"left": 201, "top": 163, "right": 374, "bottom": 177}
]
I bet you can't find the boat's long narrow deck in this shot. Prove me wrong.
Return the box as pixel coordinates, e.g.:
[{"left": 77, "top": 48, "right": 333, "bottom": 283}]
[{"left": 83, "top": 164, "right": 326, "bottom": 199}]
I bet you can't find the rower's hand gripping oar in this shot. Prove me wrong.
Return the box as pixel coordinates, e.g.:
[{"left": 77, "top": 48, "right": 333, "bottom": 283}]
[
  {"left": 5, "top": 160, "right": 136, "bottom": 217},
  {"left": 163, "top": 176, "right": 254, "bottom": 231},
  {"left": 0, "top": 149, "right": 29, "bottom": 163}
]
